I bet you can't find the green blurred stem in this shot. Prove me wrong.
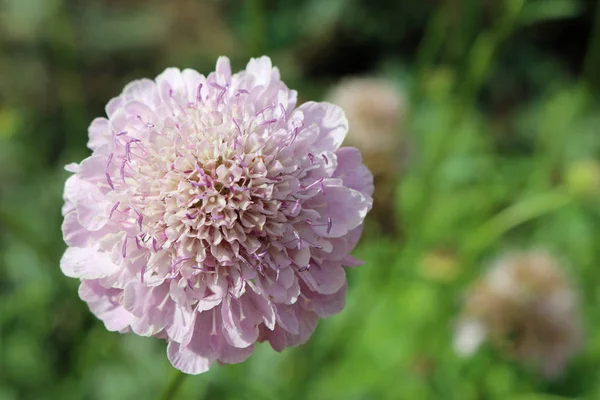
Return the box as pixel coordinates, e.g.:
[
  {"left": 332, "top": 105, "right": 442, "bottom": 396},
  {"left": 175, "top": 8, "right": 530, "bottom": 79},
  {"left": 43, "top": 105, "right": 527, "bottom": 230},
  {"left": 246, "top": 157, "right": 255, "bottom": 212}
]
[
  {"left": 412, "top": 2, "right": 452, "bottom": 102},
  {"left": 458, "top": 0, "right": 525, "bottom": 108},
  {"left": 583, "top": 0, "right": 600, "bottom": 90},
  {"left": 412, "top": 0, "right": 525, "bottom": 244},
  {"left": 461, "top": 190, "right": 572, "bottom": 259},
  {"left": 160, "top": 370, "right": 187, "bottom": 400}
]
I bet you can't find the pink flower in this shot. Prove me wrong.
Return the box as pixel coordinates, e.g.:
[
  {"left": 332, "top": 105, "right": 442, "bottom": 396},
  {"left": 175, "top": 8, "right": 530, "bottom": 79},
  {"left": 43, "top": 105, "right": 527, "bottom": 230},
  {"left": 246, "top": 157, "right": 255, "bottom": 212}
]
[{"left": 61, "top": 56, "right": 373, "bottom": 374}]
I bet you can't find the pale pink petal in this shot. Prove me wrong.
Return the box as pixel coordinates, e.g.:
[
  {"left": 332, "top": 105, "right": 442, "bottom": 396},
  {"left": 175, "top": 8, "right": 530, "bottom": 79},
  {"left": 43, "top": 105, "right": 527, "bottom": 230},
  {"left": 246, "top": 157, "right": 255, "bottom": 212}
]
[
  {"left": 297, "top": 102, "right": 348, "bottom": 152},
  {"left": 299, "top": 262, "right": 346, "bottom": 295},
  {"left": 333, "top": 147, "right": 374, "bottom": 197},
  {"left": 167, "top": 312, "right": 218, "bottom": 374},
  {"left": 87, "top": 118, "right": 111, "bottom": 151},
  {"left": 78, "top": 281, "right": 133, "bottom": 331},
  {"left": 61, "top": 247, "right": 120, "bottom": 279}
]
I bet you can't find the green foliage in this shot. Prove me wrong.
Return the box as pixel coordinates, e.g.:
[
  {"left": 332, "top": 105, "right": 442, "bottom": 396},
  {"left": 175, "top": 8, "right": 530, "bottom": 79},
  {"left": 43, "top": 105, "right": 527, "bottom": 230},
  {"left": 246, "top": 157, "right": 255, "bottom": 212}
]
[{"left": 1, "top": 0, "right": 600, "bottom": 399}]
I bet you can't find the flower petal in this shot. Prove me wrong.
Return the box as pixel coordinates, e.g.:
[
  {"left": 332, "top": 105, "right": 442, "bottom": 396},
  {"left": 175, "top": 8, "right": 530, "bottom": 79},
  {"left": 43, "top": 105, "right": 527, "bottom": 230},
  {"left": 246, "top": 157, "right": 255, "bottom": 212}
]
[
  {"left": 78, "top": 281, "right": 133, "bottom": 331},
  {"left": 61, "top": 247, "right": 120, "bottom": 279}
]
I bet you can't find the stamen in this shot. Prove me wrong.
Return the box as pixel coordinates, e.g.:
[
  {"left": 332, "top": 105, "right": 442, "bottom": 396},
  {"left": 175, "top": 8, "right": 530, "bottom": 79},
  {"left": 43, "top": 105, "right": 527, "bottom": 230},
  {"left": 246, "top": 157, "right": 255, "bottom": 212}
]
[
  {"left": 122, "top": 237, "right": 128, "bottom": 258},
  {"left": 125, "top": 141, "right": 131, "bottom": 161},
  {"left": 292, "top": 199, "right": 301, "bottom": 214},
  {"left": 233, "top": 119, "right": 243, "bottom": 135},
  {"left": 134, "top": 208, "right": 143, "bottom": 231},
  {"left": 106, "top": 173, "right": 114, "bottom": 190},
  {"left": 120, "top": 159, "right": 127, "bottom": 182},
  {"left": 322, "top": 154, "right": 329, "bottom": 164},
  {"left": 105, "top": 153, "right": 115, "bottom": 190},
  {"left": 109, "top": 201, "right": 120, "bottom": 219},
  {"left": 210, "top": 82, "right": 227, "bottom": 103},
  {"left": 327, "top": 217, "right": 332, "bottom": 234},
  {"left": 260, "top": 119, "right": 277, "bottom": 126},
  {"left": 289, "top": 126, "right": 299, "bottom": 146},
  {"left": 196, "top": 83, "right": 203, "bottom": 103},
  {"left": 294, "top": 231, "right": 302, "bottom": 249},
  {"left": 301, "top": 178, "right": 323, "bottom": 192},
  {"left": 171, "top": 257, "right": 192, "bottom": 273},
  {"left": 279, "top": 103, "right": 287, "bottom": 122},
  {"left": 255, "top": 104, "right": 275, "bottom": 117}
]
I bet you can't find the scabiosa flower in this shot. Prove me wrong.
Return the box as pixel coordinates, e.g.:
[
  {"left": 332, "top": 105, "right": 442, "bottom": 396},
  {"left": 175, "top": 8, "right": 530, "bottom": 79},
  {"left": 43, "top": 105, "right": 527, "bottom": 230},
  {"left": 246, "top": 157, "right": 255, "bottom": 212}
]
[
  {"left": 60, "top": 56, "right": 373, "bottom": 374},
  {"left": 454, "top": 251, "right": 582, "bottom": 378}
]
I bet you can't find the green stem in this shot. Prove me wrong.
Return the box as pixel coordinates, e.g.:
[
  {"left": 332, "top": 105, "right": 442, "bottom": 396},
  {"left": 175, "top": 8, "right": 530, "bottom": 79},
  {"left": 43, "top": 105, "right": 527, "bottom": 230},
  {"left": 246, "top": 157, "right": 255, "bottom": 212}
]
[
  {"left": 583, "top": 0, "right": 600, "bottom": 90},
  {"left": 458, "top": 0, "right": 525, "bottom": 107},
  {"left": 461, "top": 190, "right": 572, "bottom": 260},
  {"left": 412, "top": 0, "right": 525, "bottom": 245},
  {"left": 159, "top": 370, "right": 187, "bottom": 400},
  {"left": 412, "top": 2, "right": 452, "bottom": 102}
]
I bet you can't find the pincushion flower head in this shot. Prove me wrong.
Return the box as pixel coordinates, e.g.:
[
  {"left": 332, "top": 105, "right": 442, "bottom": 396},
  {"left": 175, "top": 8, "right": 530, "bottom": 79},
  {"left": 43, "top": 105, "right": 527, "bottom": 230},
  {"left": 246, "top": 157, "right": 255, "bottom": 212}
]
[
  {"left": 454, "top": 251, "right": 582, "bottom": 378},
  {"left": 60, "top": 56, "right": 373, "bottom": 374}
]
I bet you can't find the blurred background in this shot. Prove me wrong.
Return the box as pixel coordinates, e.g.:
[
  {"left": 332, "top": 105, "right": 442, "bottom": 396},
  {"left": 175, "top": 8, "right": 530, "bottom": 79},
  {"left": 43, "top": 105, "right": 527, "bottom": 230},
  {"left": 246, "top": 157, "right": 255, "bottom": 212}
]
[{"left": 2, "top": 0, "right": 600, "bottom": 399}]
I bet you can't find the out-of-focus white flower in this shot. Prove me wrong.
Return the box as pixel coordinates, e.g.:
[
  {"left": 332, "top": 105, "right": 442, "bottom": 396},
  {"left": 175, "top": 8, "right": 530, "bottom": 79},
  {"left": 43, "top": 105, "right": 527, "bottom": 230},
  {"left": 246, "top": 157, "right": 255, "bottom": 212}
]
[
  {"left": 454, "top": 251, "right": 583, "bottom": 378},
  {"left": 326, "top": 77, "right": 404, "bottom": 232},
  {"left": 326, "top": 77, "right": 405, "bottom": 178}
]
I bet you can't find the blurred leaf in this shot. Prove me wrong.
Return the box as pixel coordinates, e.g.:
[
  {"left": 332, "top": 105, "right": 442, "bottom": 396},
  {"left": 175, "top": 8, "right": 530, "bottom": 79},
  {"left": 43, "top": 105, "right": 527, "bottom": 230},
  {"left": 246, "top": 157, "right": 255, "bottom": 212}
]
[{"left": 520, "top": 0, "right": 584, "bottom": 26}]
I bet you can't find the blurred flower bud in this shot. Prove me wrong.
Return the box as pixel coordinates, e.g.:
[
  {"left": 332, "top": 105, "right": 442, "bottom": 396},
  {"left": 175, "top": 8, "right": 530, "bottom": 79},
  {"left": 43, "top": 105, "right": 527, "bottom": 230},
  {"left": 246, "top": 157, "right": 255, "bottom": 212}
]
[
  {"left": 326, "top": 77, "right": 405, "bottom": 232},
  {"left": 422, "top": 67, "right": 455, "bottom": 102},
  {"left": 327, "top": 77, "right": 404, "bottom": 176},
  {"left": 564, "top": 160, "right": 600, "bottom": 199},
  {"left": 419, "top": 249, "right": 460, "bottom": 283},
  {"left": 454, "top": 251, "right": 582, "bottom": 378}
]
